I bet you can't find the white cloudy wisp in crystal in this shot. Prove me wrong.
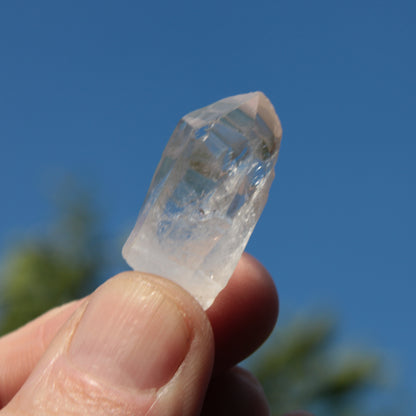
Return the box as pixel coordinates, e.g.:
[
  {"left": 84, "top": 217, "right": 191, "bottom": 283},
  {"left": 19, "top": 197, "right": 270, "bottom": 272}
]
[{"left": 122, "top": 92, "right": 282, "bottom": 309}]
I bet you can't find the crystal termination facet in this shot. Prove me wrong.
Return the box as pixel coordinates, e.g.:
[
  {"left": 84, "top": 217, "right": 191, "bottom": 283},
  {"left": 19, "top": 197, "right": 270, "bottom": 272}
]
[{"left": 122, "top": 92, "right": 282, "bottom": 309}]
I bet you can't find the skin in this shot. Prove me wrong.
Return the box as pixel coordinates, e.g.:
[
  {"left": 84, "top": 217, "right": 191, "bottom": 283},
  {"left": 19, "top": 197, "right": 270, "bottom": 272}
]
[{"left": 0, "top": 253, "right": 313, "bottom": 416}]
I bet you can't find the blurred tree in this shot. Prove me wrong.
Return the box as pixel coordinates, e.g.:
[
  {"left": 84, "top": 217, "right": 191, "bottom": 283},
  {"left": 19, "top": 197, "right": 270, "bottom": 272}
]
[
  {"left": 0, "top": 183, "right": 104, "bottom": 335},
  {"left": 249, "top": 317, "right": 397, "bottom": 416}
]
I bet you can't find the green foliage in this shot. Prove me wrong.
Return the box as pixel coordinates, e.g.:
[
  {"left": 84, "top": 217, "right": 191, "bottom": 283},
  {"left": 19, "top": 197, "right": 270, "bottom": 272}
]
[
  {"left": 250, "top": 317, "right": 395, "bottom": 416},
  {"left": 0, "top": 185, "right": 103, "bottom": 335}
]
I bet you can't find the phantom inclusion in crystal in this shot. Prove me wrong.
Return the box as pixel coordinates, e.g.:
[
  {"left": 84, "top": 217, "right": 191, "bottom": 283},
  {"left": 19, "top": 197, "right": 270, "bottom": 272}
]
[{"left": 122, "top": 92, "right": 282, "bottom": 309}]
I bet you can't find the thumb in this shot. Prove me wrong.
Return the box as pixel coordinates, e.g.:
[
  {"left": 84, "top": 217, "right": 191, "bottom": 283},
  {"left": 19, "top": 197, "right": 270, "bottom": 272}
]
[{"left": 4, "top": 272, "right": 214, "bottom": 416}]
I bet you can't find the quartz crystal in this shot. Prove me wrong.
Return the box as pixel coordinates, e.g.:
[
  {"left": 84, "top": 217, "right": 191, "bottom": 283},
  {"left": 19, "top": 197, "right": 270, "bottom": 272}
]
[{"left": 122, "top": 92, "right": 282, "bottom": 309}]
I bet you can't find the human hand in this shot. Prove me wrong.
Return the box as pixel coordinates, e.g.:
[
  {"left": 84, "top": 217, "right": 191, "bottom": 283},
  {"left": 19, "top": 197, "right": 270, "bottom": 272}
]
[{"left": 0, "top": 253, "right": 312, "bottom": 415}]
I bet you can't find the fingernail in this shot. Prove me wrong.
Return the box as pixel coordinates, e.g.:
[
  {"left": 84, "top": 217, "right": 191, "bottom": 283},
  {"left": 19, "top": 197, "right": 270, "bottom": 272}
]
[{"left": 68, "top": 279, "right": 191, "bottom": 390}]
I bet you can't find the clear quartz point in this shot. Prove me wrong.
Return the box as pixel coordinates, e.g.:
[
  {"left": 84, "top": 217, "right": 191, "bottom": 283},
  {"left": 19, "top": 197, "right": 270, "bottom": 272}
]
[{"left": 122, "top": 92, "right": 282, "bottom": 309}]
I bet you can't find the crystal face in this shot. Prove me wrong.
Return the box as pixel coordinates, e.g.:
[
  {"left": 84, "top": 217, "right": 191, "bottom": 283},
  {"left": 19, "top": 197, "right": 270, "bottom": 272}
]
[{"left": 122, "top": 92, "right": 282, "bottom": 309}]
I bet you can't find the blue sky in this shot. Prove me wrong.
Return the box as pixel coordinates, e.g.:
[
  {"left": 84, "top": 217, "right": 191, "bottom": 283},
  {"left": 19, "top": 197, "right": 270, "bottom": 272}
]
[{"left": 0, "top": 0, "right": 415, "bottom": 408}]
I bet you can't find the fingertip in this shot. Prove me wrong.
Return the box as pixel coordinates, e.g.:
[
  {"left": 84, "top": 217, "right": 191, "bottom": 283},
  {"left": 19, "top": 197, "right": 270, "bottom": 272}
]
[
  {"left": 238, "top": 252, "right": 279, "bottom": 323},
  {"left": 207, "top": 252, "right": 279, "bottom": 372}
]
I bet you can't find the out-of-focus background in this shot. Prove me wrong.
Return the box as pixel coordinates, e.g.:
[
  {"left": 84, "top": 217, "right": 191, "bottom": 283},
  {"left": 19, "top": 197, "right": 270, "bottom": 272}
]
[{"left": 0, "top": 1, "right": 414, "bottom": 415}]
